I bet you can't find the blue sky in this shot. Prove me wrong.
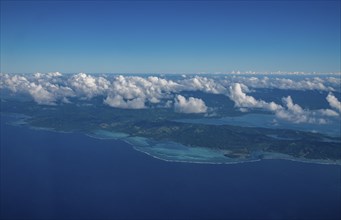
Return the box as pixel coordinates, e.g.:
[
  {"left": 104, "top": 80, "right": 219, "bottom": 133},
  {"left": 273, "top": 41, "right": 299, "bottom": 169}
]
[{"left": 1, "top": 0, "right": 340, "bottom": 73}]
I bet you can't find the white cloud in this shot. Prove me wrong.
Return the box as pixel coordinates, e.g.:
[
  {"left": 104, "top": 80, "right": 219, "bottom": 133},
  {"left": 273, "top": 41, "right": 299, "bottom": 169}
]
[
  {"left": 68, "top": 73, "right": 110, "bottom": 98},
  {"left": 225, "top": 76, "right": 335, "bottom": 91},
  {"left": 105, "top": 75, "right": 183, "bottom": 110},
  {"left": 0, "top": 74, "right": 30, "bottom": 92},
  {"left": 274, "top": 96, "right": 327, "bottom": 124},
  {"left": 181, "top": 76, "right": 226, "bottom": 94},
  {"left": 326, "top": 93, "right": 341, "bottom": 113},
  {"left": 318, "top": 109, "right": 339, "bottom": 117},
  {"left": 0, "top": 73, "right": 74, "bottom": 105},
  {"left": 275, "top": 96, "right": 339, "bottom": 124},
  {"left": 174, "top": 95, "right": 207, "bottom": 113},
  {"left": 228, "top": 83, "right": 282, "bottom": 112},
  {"left": 27, "top": 83, "right": 56, "bottom": 105},
  {"left": 1, "top": 72, "right": 340, "bottom": 121},
  {"left": 228, "top": 83, "right": 339, "bottom": 124},
  {"left": 104, "top": 94, "right": 146, "bottom": 109},
  {"left": 326, "top": 77, "right": 341, "bottom": 86}
]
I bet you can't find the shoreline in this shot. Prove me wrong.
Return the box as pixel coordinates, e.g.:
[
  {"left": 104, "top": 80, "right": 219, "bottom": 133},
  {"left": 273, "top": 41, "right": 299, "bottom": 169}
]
[{"left": 2, "top": 113, "right": 341, "bottom": 166}]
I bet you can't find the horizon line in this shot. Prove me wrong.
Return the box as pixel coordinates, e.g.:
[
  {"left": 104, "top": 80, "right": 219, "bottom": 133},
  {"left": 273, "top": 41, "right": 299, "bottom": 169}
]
[{"left": 1, "top": 71, "right": 341, "bottom": 75}]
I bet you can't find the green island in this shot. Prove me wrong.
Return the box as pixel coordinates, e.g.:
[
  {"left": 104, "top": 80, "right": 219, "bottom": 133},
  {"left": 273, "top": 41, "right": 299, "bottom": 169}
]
[{"left": 1, "top": 98, "right": 341, "bottom": 164}]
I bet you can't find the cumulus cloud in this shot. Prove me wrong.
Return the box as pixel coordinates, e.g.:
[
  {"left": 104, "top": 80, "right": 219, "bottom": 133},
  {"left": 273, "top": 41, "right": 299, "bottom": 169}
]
[
  {"left": 181, "top": 76, "right": 226, "bottom": 94},
  {"left": 274, "top": 96, "right": 329, "bottom": 124},
  {"left": 104, "top": 94, "right": 146, "bottom": 109},
  {"left": 0, "top": 74, "right": 30, "bottom": 92},
  {"left": 228, "top": 83, "right": 339, "bottom": 124},
  {"left": 317, "top": 109, "right": 339, "bottom": 117},
  {"left": 326, "top": 93, "right": 341, "bottom": 113},
  {"left": 1, "top": 72, "right": 340, "bottom": 120},
  {"left": 224, "top": 76, "right": 336, "bottom": 91},
  {"left": 26, "top": 83, "right": 56, "bottom": 105},
  {"left": 174, "top": 95, "right": 207, "bottom": 113},
  {"left": 104, "top": 75, "right": 181, "bottom": 109},
  {"left": 68, "top": 73, "right": 110, "bottom": 98},
  {"left": 0, "top": 73, "right": 181, "bottom": 107},
  {"left": 229, "top": 83, "right": 282, "bottom": 112},
  {"left": 0, "top": 73, "right": 75, "bottom": 105}
]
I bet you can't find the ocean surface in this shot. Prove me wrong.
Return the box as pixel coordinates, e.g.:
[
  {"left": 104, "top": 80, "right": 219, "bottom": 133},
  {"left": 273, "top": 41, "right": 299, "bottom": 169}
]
[{"left": 1, "top": 116, "right": 341, "bottom": 220}]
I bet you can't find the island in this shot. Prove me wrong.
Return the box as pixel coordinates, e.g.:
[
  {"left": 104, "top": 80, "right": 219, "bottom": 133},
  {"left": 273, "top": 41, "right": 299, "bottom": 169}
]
[{"left": 1, "top": 97, "right": 340, "bottom": 164}]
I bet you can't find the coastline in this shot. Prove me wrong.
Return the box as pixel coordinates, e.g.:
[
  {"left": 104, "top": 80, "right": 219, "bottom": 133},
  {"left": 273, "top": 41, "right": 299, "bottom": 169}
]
[{"left": 2, "top": 112, "right": 341, "bottom": 166}]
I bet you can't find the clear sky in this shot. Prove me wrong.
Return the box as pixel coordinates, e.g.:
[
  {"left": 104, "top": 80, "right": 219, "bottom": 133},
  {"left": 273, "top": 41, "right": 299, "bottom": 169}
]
[{"left": 0, "top": 0, "right": 340, "bottom": 73}]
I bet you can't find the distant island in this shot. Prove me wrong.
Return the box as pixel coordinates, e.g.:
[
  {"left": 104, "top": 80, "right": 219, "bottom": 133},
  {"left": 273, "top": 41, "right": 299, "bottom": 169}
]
[{"left": 2, "top": 97, "right": 340, "bottom": 165}]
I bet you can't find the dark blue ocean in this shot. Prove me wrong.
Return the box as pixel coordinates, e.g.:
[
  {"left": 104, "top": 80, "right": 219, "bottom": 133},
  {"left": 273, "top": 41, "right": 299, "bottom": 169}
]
[{"left": 1, "top": 116, "right": 340, "bottom": 220}]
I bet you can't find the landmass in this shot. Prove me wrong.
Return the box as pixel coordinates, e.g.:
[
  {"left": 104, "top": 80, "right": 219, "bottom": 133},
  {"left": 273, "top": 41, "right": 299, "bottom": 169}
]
[{"left": 1, "top": 98, "right": 340, "bottom": 164}]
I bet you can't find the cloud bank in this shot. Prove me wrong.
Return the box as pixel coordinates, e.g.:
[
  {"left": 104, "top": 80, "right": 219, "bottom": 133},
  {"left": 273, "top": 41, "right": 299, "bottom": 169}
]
[
  {"left": 228, "top": 83, "right": 340, "bottom": 124},
  {"left": 1, "top": 72, "right": 340, "bottom": 121}
]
